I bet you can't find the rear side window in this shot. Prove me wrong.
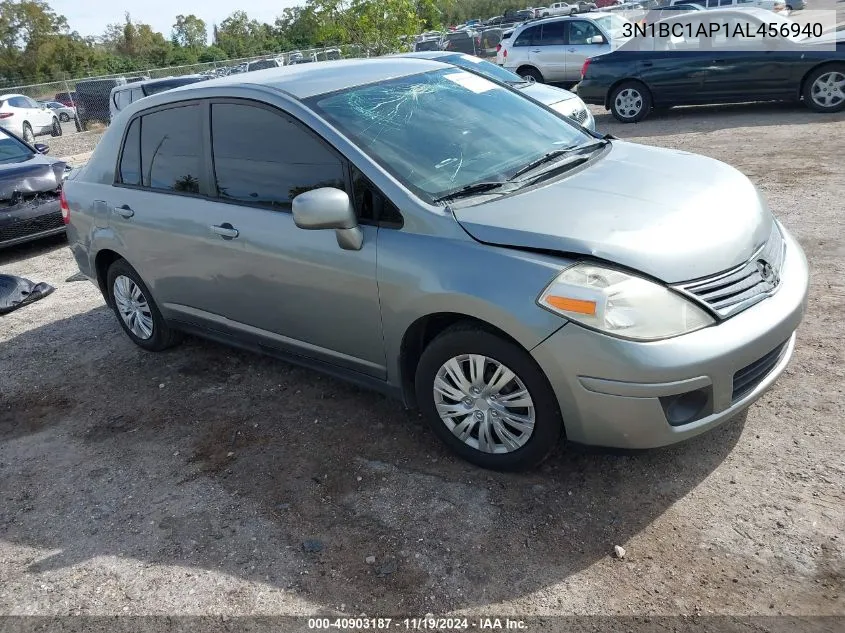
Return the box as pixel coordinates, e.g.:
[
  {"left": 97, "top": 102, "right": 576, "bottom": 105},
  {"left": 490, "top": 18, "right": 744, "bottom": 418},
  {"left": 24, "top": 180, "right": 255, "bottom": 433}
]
[
  {"left": 513, "top": 25, "right": 540, "bottom": 46},
  {"left": 210, "top": 102, "right": 344, "bottom": 211},
  {"left": 119, "top": 118, "right": 141, "bottom": 185},
  {"left": 8, "top": 97, "right": 28, "bottom": 108},
  {"left": 140, "top": 105, "right": 203, "bottom": 194},
  {"left": 540, "top": 21, "right": 566, "bottom": 45}
]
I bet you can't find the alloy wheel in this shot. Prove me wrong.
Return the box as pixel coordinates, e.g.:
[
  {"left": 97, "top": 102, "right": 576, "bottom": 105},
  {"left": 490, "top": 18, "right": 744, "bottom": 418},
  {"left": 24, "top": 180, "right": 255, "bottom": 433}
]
[
  {"left": 811, "top": 71, "right": 845, "bottom": 109},
  {"left": 22, "top": 125, "right": 34, "bottom": 144},
  {"left": 432, "top": 354, "right": 535, "bottom": 454},
  {"left": 614, "top": 88, "right": 643, "bottom": 119},
  {"left": 113, "top": 275, "right": 154, "bottom": 340}
]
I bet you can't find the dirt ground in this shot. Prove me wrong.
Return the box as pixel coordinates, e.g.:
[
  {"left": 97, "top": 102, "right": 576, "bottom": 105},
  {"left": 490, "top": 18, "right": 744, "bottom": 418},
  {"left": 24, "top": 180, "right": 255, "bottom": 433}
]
[{"left": 1, "top": 102, "right": 843, "bottom": 625}]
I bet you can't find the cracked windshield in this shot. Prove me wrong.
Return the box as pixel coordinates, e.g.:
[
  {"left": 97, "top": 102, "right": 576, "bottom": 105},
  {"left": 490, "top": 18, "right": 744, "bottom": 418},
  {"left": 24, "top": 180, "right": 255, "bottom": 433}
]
[{"left": 311, "top": 69, "right": 593, "bottom": 202}]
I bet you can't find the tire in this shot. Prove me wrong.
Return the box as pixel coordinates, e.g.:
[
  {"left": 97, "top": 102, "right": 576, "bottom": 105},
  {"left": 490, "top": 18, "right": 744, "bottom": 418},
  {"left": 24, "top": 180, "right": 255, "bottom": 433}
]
[
  {"left": 414, "top": 324, "right": 563, "bottom": 471},
  {"left": 802, "top": 64, "right": 845, "bottom": 113},
  {"left": 609, "top": 80, "right": 652, "bottom": 123},
  {"left": 59, "top": 113, "right": 70, "bottom": 122},
  {"left": 22, "top": 122, "right": 34, "bottom": 144},
  {"left": 106, "top": 259, "right": 182, "bottom": 352},
  {"left": 50, "top": 117, "right": 62, "bottom": 137},
  {"left": 518, "top": 66, "right": 544, "bottom": 84}
]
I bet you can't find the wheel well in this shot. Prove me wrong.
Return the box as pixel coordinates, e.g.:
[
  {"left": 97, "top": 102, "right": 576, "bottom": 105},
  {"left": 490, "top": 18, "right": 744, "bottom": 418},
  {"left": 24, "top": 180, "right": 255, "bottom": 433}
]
[
  {"left": 516, "top": 65, "right": 541, "bottom": 79},
  {"left": 94, "top": 249, "right": 123, "bottom": 304},
  {"left": 399, "top": 313, "right": 524, "bottom": 407},
  {"left": 604, "top": 78, "right": 649, "bottom": 109},
  {"left": 798, "top": 62, "right": 845, "bottom": 100}
]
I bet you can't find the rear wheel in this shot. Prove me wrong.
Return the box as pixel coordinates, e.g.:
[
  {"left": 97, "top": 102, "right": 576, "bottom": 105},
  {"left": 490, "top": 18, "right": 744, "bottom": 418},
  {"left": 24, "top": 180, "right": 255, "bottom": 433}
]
[
  {"left": 609, "top": 80, "right": 652, "bottom": 123},
  {"left": 59, "top": 112, "right": 70, "bottom": 122},
  {"left": 22, "top": 122, "right": 34, "bottom": 144},
  {"left": 106, "top": 259, "right": 182, "bottom": 352},
  {"left": 803, "top": 65, "right": 845, "bottom": 113},
  {"left": 50, "top": 117, "right": 62, "bottom": 137},
  {"left": 415, "top": 324, "right": 563, "bottom": 471},
  {"left": 518, "top": 66, "right": 544, "bottom": 84}
]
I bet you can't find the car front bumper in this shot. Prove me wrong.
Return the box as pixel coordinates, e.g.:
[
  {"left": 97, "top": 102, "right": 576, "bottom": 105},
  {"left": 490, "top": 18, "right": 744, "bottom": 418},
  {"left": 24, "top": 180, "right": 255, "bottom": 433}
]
[
  {"left": 0, "top": 197, "right": 65, "bottom": 249},
  {"left": 531, "top": 223, "right": 809, "bottom": 448}
]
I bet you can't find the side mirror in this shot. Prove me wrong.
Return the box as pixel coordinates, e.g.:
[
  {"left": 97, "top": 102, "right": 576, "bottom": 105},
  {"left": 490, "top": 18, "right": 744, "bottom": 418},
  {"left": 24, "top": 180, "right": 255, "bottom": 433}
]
[
  {"left": 292, "top": 187, "right": 363, "bottom": 251},
  {"left": 588, "top": 35, "right": 605, "bottom": 45},
  {"left": 33, "top": 143, "right": 49, "bottom": 154}
]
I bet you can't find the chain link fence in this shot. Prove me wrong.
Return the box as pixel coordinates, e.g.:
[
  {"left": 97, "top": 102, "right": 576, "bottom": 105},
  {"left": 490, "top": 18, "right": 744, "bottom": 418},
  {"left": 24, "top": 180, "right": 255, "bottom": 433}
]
[{"left": 0, "top": 46, "right": 361, "bottom": 136}]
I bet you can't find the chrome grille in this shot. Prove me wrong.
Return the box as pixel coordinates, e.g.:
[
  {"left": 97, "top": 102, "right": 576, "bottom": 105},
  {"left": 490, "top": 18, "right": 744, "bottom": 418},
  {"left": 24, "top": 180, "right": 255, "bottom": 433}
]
[{"left": 676, "top": 222, "right": 786, "bottom": 318}]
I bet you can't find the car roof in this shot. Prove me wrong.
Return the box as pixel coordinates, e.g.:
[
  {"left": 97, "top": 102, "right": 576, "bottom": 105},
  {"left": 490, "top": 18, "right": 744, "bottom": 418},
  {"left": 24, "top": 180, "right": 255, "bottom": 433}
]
[
  {"left": 166, "top": 58, "right": 449, "bottom": 100},
  {"left": 517, "top": 11, "right": 614, "bottom": 28},
  {"left": 0, "top": 93, "right": 26, "bottom": 99}
]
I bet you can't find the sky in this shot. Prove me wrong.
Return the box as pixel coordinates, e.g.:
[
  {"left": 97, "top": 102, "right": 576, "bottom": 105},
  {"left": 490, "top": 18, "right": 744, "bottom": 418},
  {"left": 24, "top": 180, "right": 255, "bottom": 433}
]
[{"left": 49, "top": 0, "right": 302, "bottom": 41}]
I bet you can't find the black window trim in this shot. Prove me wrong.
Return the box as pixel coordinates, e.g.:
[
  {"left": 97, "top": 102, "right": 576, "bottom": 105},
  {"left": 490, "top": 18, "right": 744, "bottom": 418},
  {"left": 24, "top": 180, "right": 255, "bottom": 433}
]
[{"left": 112, "top": 96, "right": 405, "bottom": 228}]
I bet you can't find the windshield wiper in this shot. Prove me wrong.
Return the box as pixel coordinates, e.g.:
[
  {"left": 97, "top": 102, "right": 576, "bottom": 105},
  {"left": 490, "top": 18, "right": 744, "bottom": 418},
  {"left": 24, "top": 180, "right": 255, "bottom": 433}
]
[
  {"left": 431, "top": 181, "right": 510, "bottom": 204},
  {"left": 508, "top": 140, "right": 609, "bottom": 181}
]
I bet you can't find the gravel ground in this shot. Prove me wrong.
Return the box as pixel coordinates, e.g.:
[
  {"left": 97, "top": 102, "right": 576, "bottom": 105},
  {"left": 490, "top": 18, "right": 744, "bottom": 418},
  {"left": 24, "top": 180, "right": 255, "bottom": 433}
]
[{"left": 0, "top": 102, "right": 843, "bottom": 624}]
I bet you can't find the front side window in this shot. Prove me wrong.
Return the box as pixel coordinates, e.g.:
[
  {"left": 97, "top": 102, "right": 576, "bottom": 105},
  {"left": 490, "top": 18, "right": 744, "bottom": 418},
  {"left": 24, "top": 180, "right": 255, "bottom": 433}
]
[
  {"left": 309, "top": 69, "right": 593, "bottom": 203},
  {"left": 210, "top": 102, "right": 344, "bottom": 210},
  {"left": 568, "top": 21, "right": 602, "bottom": 45},
  {"left": 140, "top": 104, "right": 203, "bottom": 193},
  {"left": 540, "top": 21, "right": 566, "bottom": 45}
]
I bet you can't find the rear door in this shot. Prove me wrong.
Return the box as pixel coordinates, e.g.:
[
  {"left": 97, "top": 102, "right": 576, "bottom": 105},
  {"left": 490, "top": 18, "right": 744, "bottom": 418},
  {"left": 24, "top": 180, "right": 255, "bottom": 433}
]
[{"left": 529, "top": 21, "right": 568, "bottom": 81}]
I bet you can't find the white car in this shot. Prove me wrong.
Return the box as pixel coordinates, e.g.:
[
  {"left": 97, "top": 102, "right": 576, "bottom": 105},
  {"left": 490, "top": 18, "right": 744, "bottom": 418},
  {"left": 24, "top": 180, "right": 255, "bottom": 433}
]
[
  {"left": 502, "top": 13, "right": 631, "bottom": 83},
  {"left": 400, "top": 51, "right": 596, "bottom": 130},
  {"left": 542, "top": 2, "right": 578, "bottom": 16},
  {"left": 0, "top": 93, "right": 62, "bottom": 144},
  {"left": 670, "top": 0, "right": 788, "bottom": 13}
]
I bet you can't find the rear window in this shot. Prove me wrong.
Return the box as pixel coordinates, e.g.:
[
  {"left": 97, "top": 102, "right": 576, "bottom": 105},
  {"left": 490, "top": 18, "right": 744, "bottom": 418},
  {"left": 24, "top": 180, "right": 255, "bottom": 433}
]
[{"left": 140, "top": 105, "right": 203, "bottom": 193}]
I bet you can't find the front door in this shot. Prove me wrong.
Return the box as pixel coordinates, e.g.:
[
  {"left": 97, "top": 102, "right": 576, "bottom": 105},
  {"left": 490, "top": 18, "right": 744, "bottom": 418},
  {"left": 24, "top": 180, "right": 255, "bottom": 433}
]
[{"left": 563, "top": 20, "right": 609, "bottom": 82}]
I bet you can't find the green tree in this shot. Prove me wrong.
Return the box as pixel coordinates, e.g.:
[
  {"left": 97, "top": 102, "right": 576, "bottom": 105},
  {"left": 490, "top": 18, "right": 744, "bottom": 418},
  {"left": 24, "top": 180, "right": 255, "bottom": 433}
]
[{"left": 172, "top": 14, "right": 207, "bottom": 49}]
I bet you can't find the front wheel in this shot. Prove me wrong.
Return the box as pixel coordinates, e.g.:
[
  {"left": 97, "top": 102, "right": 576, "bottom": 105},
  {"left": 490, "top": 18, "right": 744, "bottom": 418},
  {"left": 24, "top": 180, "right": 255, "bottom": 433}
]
[
  {"left": 106, "top": 259, "right": 182, "bottom": 352},
  {"left": 415, "top": 325, "right": 563, "bottom": 471},
  {"left": 803, "top": 65, "right": 845, "bottom": 113},
  {"left": 59, "top": 112, "right": 70, "bottom": 122},
  {"left": 609, "top": 80, "right": 652, "bottom": 123},
  {"left": 50, "top": 118, "right": 62, "bottom": 137}
]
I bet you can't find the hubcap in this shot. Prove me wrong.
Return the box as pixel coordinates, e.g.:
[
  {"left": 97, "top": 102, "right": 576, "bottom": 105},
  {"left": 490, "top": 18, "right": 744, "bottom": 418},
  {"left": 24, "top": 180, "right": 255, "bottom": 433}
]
[
  {"left": 432, "top": 354, "right": 535, "bottom": 454},
  {"left": 113, "top": 275, "right": 154, "bottom": 340},
  {"left": 811, "top": 71, "right": 845, "bottom": 109},
  {"left": 23, "top": 127, "right": 33, "bottom": 143},
  {"left": 614, "top": 88, "right": 643, "bottom": 119}
]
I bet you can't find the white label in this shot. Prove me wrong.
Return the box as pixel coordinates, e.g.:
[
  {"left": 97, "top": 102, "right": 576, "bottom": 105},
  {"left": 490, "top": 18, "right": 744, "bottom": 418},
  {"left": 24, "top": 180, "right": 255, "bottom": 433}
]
[{"left": 443, "top": 71, "right": 496, "bottom": 93}]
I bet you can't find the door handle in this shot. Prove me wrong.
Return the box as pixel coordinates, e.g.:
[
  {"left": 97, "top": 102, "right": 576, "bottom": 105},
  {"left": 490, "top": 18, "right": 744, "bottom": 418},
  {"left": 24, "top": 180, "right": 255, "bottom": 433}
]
[
  {"left": 530, "top": 49, "right": 541, "bottom": 53},
  {"left": 568, "top": 48, "right": 577, "bottom": 53},
  {"left": 210, "top": 223, "right": 239, "bottom": 240},
  {"left": 642, "top": 61, "right": 653, "bottom": 67},
  {"left": 114, "top": 204, "right": 134, "bottom": 218}
]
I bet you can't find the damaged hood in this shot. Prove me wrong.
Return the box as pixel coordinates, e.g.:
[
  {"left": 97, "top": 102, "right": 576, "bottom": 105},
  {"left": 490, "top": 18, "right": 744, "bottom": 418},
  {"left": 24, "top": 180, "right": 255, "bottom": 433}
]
[
  {"left": 0, "top": 154, "right": 66, "bottom": 202},
  {"left": 453, "top": 141, "right": 773, "bottom": 284}
]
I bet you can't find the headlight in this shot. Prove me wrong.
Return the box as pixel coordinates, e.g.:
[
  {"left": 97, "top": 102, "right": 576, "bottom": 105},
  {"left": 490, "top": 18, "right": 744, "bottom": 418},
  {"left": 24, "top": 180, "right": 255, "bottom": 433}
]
[{"left": 538, "top": 263, "right": 715, "bottom": 341}]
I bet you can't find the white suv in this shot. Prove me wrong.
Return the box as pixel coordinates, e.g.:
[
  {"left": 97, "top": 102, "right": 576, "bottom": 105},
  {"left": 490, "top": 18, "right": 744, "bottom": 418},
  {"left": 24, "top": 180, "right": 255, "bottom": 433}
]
[
  {"left": 502, "top": 13, "right": 629, "bottom": 83},
  {"left": 0, "top": 93, "right": 61, "bottom": 144}
]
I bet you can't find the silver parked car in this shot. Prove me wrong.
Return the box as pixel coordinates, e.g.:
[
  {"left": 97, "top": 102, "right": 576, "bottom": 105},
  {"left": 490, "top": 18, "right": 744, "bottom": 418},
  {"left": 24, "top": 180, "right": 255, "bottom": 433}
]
[
  {"left": 398, "top": 51, "right": 596, "bottom": 130},
  {"left": 502, "top": 12, "right": 631, "bottom": 83},
  {"left": 64, "top": 59, "right": 808, "bottom": 471}
]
